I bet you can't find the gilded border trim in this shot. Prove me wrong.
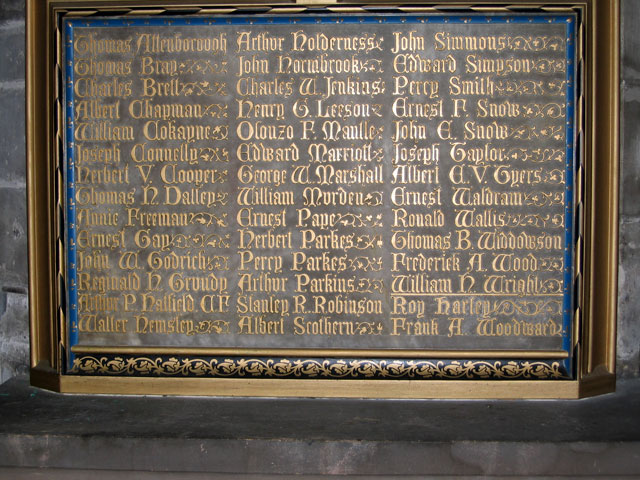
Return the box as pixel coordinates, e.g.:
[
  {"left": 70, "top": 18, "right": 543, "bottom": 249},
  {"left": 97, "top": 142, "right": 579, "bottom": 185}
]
[{"left": 70, "top": 355, "right": 569, "bottom": 380}]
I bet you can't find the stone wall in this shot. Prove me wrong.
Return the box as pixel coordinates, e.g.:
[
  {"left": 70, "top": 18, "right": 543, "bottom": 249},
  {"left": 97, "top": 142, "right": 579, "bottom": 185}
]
[
  {"left": 0, "top": 0, "right": 28, "bottom": 385},
  {"left": 618, "top": 0, "right": 640, "bottom": 378},
  {"left": 0, "top": 0, "right": 638, "bottom": 384}
]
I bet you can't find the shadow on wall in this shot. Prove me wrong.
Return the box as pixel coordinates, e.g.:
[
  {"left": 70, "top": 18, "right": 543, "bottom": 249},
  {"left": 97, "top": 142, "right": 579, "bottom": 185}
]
[{"left": 0, "top": 290, "right": 29, "bottom": 385}]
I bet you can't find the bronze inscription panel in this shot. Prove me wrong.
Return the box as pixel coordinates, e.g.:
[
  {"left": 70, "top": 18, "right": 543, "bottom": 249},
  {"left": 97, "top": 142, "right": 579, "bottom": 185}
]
[{"left": 63, "top": 13, "right": 576, "bottom": 375}]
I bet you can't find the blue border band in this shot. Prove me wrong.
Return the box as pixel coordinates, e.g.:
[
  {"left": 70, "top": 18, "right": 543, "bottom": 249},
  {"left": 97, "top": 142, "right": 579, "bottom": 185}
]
[
  {"left": 67, "top": 14, "right": 573, "bottom": 27},
  {"left": 65, "top": 20, "right": 79, "bottom": 365},
  {"left": 563, "top": 16, "right": 576, "bottom": 375}
]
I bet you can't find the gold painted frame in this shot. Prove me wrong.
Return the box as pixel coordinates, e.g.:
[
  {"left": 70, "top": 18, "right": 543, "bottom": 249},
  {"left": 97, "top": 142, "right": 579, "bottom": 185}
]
[{"left": 26, "top": 0, "right": 619, "bottom": 398}]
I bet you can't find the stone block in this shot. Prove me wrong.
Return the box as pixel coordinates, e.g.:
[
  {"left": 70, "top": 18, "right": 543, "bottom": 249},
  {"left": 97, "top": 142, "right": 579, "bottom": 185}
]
[
  {"left": 0, "top": 20, "right": 25, "bottom": 83},
  {"left": 622, "top": 0, "right": 640, "bottom": 82},
  {"left": 0, "top": 90, "right": 26, "bottom": 185},
  {"left": 618, "top": 218, "right": 640, "bottom": 378},
  {"left": 620, "top": 82, "right": 640, "bottom": 217},
  {"left": 0, "top": 188, "right": 27, "bottom": 288},
  {"left": 0, "top": 291, "right": 29, "bottom": 385},
  {"left": 0, "top": 0, "right": 24, "bottom": 23}
]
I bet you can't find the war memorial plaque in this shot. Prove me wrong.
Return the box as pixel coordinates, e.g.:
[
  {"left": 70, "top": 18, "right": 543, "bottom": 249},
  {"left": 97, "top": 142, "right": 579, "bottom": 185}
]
[{"left": 26, "top": 1, "right": 620, "bottom": 398}]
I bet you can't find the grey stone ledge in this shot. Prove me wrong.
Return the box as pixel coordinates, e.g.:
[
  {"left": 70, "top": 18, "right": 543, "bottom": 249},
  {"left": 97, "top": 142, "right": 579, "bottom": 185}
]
[{"left": 0, "top": 377, "right": 638, "bottom": 476}]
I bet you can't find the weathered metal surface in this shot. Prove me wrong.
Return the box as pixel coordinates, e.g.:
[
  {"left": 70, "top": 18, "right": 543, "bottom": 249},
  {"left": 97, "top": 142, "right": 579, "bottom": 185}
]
[{"left": 63, "top": 14, "right": 574, "bottom": 373}]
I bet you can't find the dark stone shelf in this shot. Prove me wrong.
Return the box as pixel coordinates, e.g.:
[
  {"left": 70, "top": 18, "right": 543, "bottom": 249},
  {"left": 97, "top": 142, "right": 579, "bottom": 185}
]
[{"left": 0, "top": 376, "right": 639, "bottom": 476}]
